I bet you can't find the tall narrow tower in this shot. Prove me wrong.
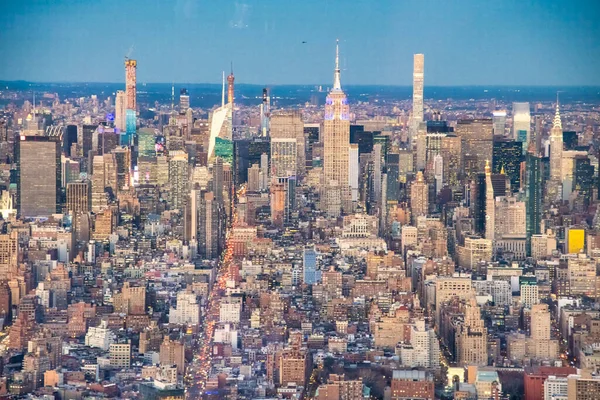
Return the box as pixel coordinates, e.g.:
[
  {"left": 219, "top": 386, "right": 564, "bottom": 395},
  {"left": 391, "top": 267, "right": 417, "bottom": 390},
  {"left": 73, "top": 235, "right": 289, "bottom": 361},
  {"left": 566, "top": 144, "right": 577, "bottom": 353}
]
[
  {"left": 322, "top": 40, "right": 351, "bottom": 216},
  {"left": 549, "top": 96, "right": 563, "bottom": 193},
  {"left": 411, "top": 54, "right": 425, "bottom": 142},
  {"left": 124, "top": 59, "right": 137, "bottom": 110},
  {"left": 485, "top": 160, "right": 495, "bottom": 241},
  {"left": 227, "top": 66, "right": 235, "bottom": 105}
]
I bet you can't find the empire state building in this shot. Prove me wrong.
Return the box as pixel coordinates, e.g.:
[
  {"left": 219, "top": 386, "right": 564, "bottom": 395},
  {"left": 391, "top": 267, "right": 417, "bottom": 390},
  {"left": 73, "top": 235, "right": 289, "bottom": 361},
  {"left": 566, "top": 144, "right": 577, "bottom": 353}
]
[{"left": 322, "top": 40, "right": 351, "bottom": 216}]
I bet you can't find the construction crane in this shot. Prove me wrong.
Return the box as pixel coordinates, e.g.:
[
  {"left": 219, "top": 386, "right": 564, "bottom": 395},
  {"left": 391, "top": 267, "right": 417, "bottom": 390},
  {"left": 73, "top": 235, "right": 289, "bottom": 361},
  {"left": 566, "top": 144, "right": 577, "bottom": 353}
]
[{"left": 125, "top": 44, "right": 134, "bottom": 61}]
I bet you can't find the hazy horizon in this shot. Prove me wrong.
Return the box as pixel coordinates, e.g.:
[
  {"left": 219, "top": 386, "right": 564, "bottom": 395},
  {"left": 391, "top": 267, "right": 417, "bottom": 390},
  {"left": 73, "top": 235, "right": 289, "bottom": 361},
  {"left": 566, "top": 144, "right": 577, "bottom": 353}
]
[{"left": 1, "top": 0, "right": 599, "bottom": 86}]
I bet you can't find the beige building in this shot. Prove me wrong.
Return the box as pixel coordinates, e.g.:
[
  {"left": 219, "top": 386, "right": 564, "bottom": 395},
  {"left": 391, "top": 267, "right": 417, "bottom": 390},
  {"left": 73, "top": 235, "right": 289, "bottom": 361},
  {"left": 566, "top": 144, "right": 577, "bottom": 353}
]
[
  {"left": 440, "top": 135, "right": 462, "bottom": 187},
  {"left": 568, "top": 253, "right": 597, "bottom": 297},
  {"left": 410, "top": 171, "right": 428, "bottom": 222},
  {"left": 270, "top": 110, "right": 305, "bottom": 178},
  {"left": 159, "top": 338, "right": 185, "bottom": 375},
  {"left": 279, "top": 350, "right": 309, "bottom": 387},
  {"left": 373, "top": 308, "right": 410, "bottom": 349},
  {"left": 316, "top": 374, "right": 363, "bottom": 400},
  {"left": 109, "top": 343, "right": 131, "bottom": 368},
  {"left": 322, "top": 41, "right": 351, "bottom": 216},
  {"left": 0, "top": 232, "right": 19, "bottom": 280},
  {"left": 457, "top": 237, "right": 492, "bottom": 269},
  {"left": 531, "top": 233, "right": 557, "bottom": 260},
  {"left": 507, "top": 304, "right": 559, "bottom": 363},
  {"left": 435, "top": 277, "right": 474, "bottom": 326},
  {"left": 456, "top": 298, "right": 488, "bottom": 366},
  {"left": 494, "top": 196, "right": 526, "bottom": 237},
  {"left": 113, "top": 282, "right": 146, "bottom": 315},
  {"left": 567, "top": 374, "right": 600, "bottom": 400}
]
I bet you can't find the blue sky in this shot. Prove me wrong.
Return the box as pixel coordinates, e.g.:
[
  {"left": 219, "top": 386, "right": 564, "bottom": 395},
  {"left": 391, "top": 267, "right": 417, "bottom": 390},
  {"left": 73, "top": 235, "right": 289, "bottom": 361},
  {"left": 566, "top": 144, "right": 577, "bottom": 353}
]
[{"left": 0, "top": 0, "right": 599, "bottom": 85}]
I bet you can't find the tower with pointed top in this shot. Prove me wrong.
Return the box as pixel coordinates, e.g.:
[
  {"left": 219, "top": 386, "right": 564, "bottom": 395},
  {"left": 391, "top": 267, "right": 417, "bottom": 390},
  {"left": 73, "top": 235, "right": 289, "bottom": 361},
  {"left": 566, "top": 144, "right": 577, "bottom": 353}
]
[
  {"left": 322, "top": 40, "right": 351, "bottom": 217},
  {"left": 485, "top": 160, "right": 495, "bottom": 241},
  {"left": 548, "top": 96, "right": 563, "bottom": 201}
]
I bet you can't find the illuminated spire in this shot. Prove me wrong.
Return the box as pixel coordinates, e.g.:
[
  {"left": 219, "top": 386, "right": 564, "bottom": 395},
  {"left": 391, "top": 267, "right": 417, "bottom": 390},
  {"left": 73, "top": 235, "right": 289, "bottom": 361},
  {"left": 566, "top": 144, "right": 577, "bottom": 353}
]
[
  {"left": 500, "top": 164, "right": 505, "bottom": 175},
  {"left": 485, "top": 159, "right": 491, "bottom": 175},
  {"left": 333, "top": 39, "right": 341, "bottom": 91},
  {"left": 553, "top": 92, "right": 562, "bottom": 130}
]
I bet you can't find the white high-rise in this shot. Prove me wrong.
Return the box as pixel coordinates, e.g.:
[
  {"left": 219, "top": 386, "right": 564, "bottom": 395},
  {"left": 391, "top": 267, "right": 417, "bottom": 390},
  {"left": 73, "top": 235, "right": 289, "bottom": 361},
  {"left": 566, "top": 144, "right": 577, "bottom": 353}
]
[
  {"left": 411, "top": 54, "right": 424, "bottom": 144},
  {"left": 169, "top": 291, "right": 201, "bottom": 325},
  {"left": 398, "top": 319, "right": 439, "bottom": 368},
  {"left": 512, "top": 102, "right": 531, "bottom": 146}
]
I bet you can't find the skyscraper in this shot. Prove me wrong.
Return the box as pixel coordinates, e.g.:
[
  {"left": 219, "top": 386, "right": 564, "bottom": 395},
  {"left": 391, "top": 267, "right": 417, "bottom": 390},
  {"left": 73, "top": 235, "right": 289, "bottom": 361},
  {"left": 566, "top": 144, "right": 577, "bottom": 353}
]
[
  {"left": 303, "top": 246, "right": 319, "bottom": 285},
  {"left": 349, "top": 144, "right": 360, "bottom": 203},
  {"left": 260, "top": 88, "right": 270, "bottom": 136},
  {"left": 512, "top": 102, "right": 530, "bottom": 146},
  {"left": 455, "top": 119, "right": 493, "bottom": 178},
  {"left": 227, "top": 69, "right": 235, "bottom": 106},
  {"left": 17, "top": 134, "right": 62, "bottom": 218},
  {"left": 492, "top": 110, "right": 507, "bottom": 137},
  {"left": 270, "top": 111, "right": 304, "bottom": 178},
  {"left": 114, "top": 90, "right": 126, "bottom": 132},
  {"left": 66, "top": 181, "right": 91, "bottom": 214},
  {"left": 456, "top": 298, "right": 488, "bottom": 366},
  {"left": 123, "top": 60, "right": 137, "bottom": 147},
  {"left": 113, "top": 147, "right": 131, "bottom": 192},
  {"left": 526, "top": 150, "right": 542, "bottom": 254},
  {"left": 322, "top": 40, "right": 351, "bottom": 216},
  {"left": 410, "top": 171, "right": 428, "bottom": 222},
  {"left": 125, "top": 59, "right": 137, "bottom": 111},
  {"left": 270, "top": 138, "right": 296, "bottom": 178},
  {"left": 548, "top": 99, "right": 563, "bottom": 201},
  {"left": 207, "top": 74, "right": 233, "bottom": 163},
  {"left": 492, "top": 139, "right": 523, "bottom": 190},
  {"left": 179, "top": 88, "right": 190, "bottom": 112},
  {"left": 168, "top": 151, "right": 189, "bottom": 210},
  {"left": 485, "top": 160, "right": 495, "bottom": 240},
  {"left": 198, "top": 191, "right": 220, "bottom": 259},
  {"left": 91, "top": 154, "right": 116, "bottom": 213},
  {"left": 64, "top": 125, "right": 78, "bottom": 156},
  {"left": 411, "top": 54, "right": 424, "bottom": 143},
  {"left": 440, "top": 135, "right": 462, "bottom": 187}
]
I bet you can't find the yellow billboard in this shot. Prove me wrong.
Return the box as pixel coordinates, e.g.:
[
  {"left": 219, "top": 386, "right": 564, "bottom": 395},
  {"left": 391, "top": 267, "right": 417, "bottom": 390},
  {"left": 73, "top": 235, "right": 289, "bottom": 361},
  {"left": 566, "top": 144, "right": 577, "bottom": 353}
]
[{"left": 568, "top": 228, "right": 585, "bottom": 254}]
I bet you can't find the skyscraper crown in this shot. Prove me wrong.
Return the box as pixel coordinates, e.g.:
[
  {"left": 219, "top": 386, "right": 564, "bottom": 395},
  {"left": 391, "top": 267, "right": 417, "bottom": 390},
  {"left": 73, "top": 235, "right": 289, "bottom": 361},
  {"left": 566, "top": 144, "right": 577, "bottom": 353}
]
[
  {"left": 332, "top": 40, "right": 342, "bottom": 91},
  {"left": 553, "top": 94, "right": 562, "bottom": 130}
]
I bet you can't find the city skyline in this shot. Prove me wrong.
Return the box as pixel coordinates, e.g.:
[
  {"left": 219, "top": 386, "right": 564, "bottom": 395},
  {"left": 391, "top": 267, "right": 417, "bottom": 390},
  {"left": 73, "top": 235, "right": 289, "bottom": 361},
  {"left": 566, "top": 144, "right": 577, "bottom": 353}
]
[{"left": 1, "top": 0, "right": 599, "bottom": 85}]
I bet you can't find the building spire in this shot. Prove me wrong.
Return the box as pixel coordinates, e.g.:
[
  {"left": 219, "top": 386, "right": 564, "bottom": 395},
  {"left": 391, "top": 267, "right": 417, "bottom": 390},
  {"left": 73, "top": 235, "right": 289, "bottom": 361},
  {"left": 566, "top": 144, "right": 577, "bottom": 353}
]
[
  {"left": 553, "top": 92, "right": 562, "bottom": 130},
  {"left": 333, "top": 39, "right": 341, "bottom": 91},
  {"left": 221, "top": 71, "right": 225, "bottom": 107}
]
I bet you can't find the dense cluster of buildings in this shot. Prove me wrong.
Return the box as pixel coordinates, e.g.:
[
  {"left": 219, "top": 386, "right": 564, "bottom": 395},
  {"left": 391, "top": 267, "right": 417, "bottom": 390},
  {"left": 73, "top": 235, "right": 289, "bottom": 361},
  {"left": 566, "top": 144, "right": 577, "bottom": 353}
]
[{"left": 0, "top": 42, "right": 600, "bottom": 400}]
